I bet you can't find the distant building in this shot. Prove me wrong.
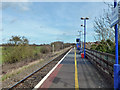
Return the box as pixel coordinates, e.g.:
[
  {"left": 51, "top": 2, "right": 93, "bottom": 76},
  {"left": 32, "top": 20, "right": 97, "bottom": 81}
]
[{"left": 51, "top": 41, "right": 64, "bottom": 51}]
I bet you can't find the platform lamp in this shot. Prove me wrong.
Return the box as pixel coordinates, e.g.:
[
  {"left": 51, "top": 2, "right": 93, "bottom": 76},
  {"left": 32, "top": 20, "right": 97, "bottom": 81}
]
[
  {"left": 78, "top": 30, "right": 82, "bottom": 49},
  {"left": 81, "top": 17, "right": 89, "bottom": 58}
]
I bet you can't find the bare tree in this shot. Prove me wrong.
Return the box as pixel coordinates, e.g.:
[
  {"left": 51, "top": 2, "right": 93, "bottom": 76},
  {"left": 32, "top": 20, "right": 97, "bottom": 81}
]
[
  {"left": 9, "top": 36, "right": 29, "bottom": 45},
  {"left": 93, "top": 4, "right": 115, "bottom": 42}
]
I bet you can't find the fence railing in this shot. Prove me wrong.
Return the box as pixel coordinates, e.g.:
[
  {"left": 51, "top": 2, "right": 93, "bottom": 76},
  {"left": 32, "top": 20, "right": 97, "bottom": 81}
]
[{"left": 85, "top": 48, "right": 120, "bottom": 85}]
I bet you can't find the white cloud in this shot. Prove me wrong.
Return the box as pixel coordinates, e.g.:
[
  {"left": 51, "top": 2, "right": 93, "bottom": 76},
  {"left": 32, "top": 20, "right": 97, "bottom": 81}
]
[
  {"left": 2, "top": 2, "right": 31, "bottom": 11},
  {"left": 17, "top": 3, "right": 30, "bottom": 11}
]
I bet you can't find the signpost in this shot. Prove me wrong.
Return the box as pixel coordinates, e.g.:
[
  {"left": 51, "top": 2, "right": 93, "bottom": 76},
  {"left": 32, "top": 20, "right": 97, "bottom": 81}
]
[
  {"left": 111, "top": 0, "right": 120, "bottom": 89},
  {"left": 111, "top": 1, "right": 120, "bottom": 27},
  {"left": 111, "top": 5, "right": 119, "bottom": 27}
]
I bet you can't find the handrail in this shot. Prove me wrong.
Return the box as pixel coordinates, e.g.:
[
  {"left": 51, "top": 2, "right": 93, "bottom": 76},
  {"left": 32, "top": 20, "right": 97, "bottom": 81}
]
[
  {"left": 86, "top": 48, "right": 120, "bottom": 59},
  {"left": 85, "top": 48, "right": 116, "bottom": 86},
  {"left": 85, "top": 49, "right": 117, "bottom": 78},
  {"left": 86, "top": 48, "right": 120, "bottom": 86}
]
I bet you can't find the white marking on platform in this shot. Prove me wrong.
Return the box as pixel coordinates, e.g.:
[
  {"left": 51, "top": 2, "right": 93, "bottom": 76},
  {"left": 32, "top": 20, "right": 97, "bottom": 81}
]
[{"left": 33, "top": 49, "right": 72, "bottom": 89}]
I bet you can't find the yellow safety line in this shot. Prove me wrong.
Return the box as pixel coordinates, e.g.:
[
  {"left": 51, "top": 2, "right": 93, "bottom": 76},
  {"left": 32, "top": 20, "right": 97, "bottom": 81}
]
[{"left": 74, "top": 48, "right": 79, "bottom": 90}]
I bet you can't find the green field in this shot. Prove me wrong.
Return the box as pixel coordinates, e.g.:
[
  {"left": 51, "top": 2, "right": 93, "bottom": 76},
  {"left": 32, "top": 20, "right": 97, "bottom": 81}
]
[{"left": 2, "top": 46, "right": 50, "bottom": 64}]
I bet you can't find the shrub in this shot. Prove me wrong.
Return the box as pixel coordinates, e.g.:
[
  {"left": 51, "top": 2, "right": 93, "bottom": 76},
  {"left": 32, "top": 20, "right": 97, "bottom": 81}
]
[
  {"left": 40, "top": 46, "right": 49, "bottom": 54},
  {"left": 3, "top": 45, "right": 34, "bottom": 63},
  {"left": 90, "top": 44, "right": 97, "bottom": 50}
]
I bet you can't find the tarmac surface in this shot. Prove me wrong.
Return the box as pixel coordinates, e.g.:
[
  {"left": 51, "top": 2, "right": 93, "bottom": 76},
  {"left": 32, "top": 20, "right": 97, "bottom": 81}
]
[{"left": 35, "top": 48, "right": 111, "bottom": 89}]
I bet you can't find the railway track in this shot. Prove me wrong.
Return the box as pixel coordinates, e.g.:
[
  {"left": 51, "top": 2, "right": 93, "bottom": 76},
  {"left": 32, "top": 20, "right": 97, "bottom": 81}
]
[{"left": 8, "top": 48, "right": 71, "bottom": 89}]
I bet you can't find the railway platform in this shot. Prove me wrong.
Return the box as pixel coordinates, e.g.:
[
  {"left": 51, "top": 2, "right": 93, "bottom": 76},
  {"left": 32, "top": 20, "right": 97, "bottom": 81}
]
[{"left": 34, "top": 48, "right": 112, "bottom": 89}]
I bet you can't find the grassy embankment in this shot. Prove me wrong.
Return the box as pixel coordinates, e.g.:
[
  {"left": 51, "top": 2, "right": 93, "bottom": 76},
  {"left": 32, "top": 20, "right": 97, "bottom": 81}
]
[{"left": 2, "top": 45, "right": 50, "bottom": 64}]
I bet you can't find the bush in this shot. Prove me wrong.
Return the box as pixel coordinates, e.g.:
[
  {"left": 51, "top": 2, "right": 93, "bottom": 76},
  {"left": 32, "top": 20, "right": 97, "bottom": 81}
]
[
  {"left": 90, "top": 39, "right": 120, "bottom": 55},
  {"left": 3, "top": 45, "right": 34, "bottom": 63},
  {"left": 90, "top": 44, "right": 97, "bottom": 50},
  {"left": 40, "top": 46, "right": 49, "bottom": 54},
  {"left": 95, "top": 44, "right": 106, "bottom": 52}
]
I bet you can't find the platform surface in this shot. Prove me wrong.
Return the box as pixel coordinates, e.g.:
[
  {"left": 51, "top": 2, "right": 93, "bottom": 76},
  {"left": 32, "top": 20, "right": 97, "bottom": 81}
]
[{"left": 38, "top": 48, "right": 111, "bottom": 89}]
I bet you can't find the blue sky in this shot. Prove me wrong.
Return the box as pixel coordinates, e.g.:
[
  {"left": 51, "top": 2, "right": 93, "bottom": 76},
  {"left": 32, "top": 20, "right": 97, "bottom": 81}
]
[{"left": 2, "top": 2, "right": 109, "bottom": 44}]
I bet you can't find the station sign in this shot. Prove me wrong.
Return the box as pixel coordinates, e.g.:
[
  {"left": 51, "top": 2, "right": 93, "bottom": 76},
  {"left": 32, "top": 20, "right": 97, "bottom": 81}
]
[{"left": 111, "top": 2, "right": 120, "bottom": 27}]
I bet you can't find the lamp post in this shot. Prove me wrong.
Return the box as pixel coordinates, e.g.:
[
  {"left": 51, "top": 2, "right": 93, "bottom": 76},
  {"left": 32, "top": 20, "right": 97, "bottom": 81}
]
[
  {"left": 78, "top": 30, "right": 82, "bottom": 49},
  {"left": 81, "top": 17, "right": 89, "bottom": 58},
  {"left": 81, "top": 31, "right": 84, "bottom": 51}
]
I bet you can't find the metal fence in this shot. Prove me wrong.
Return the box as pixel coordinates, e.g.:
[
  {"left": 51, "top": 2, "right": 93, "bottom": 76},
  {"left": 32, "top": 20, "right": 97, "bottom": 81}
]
[{"left": 86, "top": 49, "right": 120, "bottom": 85}]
